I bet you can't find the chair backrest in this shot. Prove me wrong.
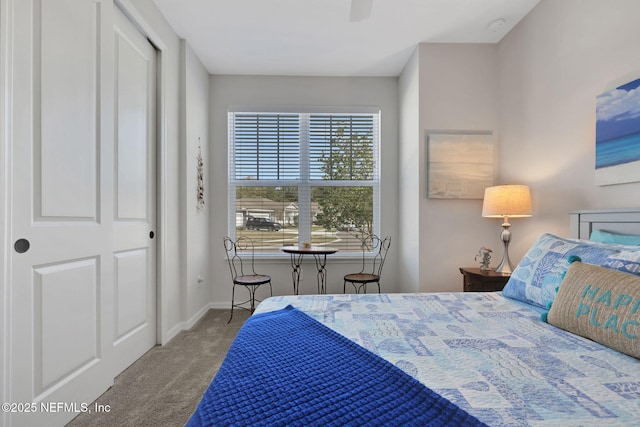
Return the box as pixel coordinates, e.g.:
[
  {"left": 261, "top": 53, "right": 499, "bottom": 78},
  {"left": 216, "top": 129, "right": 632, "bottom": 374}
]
[
  {"left": 223, "top": 236, "right": 258, "bottom": 279},
  {"left": 357, "top": 234, "right": 391, "bottom": 277}
]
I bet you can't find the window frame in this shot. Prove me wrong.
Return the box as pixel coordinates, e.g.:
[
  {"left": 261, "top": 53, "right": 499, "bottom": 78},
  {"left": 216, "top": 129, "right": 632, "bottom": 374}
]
[{"left": 228, "top": 106, "right": 381, "bottom": 257}]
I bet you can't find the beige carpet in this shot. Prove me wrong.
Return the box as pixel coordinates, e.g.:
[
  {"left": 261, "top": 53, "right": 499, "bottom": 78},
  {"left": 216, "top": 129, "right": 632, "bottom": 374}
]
[{"left": 67, "top": 309, "right": 250, "bottom": 427}]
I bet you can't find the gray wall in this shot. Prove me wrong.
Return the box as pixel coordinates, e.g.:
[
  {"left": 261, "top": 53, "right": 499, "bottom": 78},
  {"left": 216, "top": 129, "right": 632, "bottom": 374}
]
[
  {"left": 209, "top": 75, "right": 400, "bottom": 303},
  {"left": 181, "top": 40, "right": 212, "bottom": 325},
  {"left": 498, "top": 0, "right": 640, "bottom": 250},
  {"left": 397, "top": 0, "right": 640, "bottom": 292},
  {"left": 399, "top": 44, "right": 500, "bottom": 292}
]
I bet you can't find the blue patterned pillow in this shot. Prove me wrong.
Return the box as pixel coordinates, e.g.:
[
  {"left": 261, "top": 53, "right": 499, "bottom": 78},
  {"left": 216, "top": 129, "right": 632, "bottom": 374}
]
[{"left": 502, "top": 233, "right": 640, "bottom": 309}]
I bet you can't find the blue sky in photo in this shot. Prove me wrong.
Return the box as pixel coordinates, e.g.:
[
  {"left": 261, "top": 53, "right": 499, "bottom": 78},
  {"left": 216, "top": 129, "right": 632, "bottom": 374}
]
[{"left": 596, "top": 77, "right": 640, "bottom": 142}]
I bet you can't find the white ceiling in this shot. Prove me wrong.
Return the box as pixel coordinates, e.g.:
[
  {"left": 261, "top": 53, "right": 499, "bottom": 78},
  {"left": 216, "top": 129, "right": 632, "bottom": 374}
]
[{"left": 151, "top": 0, "right": 541, "bottom": 77}]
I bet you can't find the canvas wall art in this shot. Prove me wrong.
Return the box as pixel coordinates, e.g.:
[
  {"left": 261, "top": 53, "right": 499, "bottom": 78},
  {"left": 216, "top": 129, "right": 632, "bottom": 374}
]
[
  {"left": 427, "top": 132, "right": 494, "bottom": 199},
  {"left": 596, "top": 77, "right": 640, "bottom": 186}
]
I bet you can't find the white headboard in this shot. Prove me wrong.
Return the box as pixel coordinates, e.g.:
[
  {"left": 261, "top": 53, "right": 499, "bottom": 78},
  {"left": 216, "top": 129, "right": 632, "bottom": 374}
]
[{"left": 570, "top": 209, "right": 640, "bottom": 240}]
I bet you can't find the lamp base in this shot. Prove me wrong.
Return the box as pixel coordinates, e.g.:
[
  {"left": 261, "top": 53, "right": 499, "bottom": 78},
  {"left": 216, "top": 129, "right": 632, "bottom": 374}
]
[
  {"left": 494, "top": 222, "right": 514, "bottom": 275},
  {"left": 494, "top": 255, "right": 514, "bottom": 275}
]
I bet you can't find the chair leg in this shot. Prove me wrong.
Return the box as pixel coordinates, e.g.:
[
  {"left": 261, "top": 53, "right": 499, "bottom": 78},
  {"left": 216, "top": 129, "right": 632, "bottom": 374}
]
[
  {"left": 228, "top": 284, "right": 236, "bottom": 324},
  {"left": 251, "top": 282, "right": 271, "bottom": 313},
  {"left": 249, "top": 285, "right": 257, "bottom": 313},
  {"left": 345, "top": 280, "right": 359, "bottom": 294}
]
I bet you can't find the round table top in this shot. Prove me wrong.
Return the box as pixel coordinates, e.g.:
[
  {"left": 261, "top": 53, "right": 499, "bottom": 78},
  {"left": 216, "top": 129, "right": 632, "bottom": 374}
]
[{"left": 280, "top": 246, "right": 338, "bottom": 255}]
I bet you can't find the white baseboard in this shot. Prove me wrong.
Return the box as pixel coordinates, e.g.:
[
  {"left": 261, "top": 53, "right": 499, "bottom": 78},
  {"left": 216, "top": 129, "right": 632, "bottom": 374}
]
[
  {"left": 208, "top": 302, "right": 231, "bottom": 310},
  {"left": 165, "top": 302, "right": 232, "bottom": 343},
  {"left": 185, "top": 303, "right": 214, "bottom": 330},
  {"left": 165, "top": 322, "right": 185, "bottom": 343}
]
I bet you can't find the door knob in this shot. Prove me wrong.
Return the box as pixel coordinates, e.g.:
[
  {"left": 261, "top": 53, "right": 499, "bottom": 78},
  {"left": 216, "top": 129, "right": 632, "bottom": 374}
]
[{"left": 14, "top": 238, "right": 30, "bottom": 253}]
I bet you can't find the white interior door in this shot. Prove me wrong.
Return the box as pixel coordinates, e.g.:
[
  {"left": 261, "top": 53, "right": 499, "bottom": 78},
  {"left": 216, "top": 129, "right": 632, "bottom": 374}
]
[
  {"left": 8, "top": 0, "right": 114, "bottom": 425},
  {"left": 7, "top": 1, "right": 157, "bottom": 425},
  {"left": 112, "top": 6, "right": 157, "bottom": 375}
]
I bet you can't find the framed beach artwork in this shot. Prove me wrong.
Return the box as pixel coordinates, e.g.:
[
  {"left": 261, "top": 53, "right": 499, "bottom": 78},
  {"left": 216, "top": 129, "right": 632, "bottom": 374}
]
[
  {"left": 596, "top": 77, "right": 640, "bottom": 186},
  {"left": 426, "top": 132, "right": 494, "bottom": 199}
]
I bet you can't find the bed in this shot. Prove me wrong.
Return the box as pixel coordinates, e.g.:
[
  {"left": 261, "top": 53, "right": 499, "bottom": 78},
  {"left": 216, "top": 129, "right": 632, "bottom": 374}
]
[{"left": 187, "top": 209, "right": 640, "bottom": 426}]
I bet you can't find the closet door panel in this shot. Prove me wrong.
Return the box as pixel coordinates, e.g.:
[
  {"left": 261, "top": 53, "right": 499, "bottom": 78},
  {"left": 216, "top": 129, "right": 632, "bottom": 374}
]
[
  {"left": 8, "top": 1, "right": 115, "bottom": 426},
  {"left": 38, "top": 0, "right": 98, "bottom": 220}
]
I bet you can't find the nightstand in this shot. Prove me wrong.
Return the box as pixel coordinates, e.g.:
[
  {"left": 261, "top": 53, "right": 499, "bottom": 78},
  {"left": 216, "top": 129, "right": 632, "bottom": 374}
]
[{"left": 459, "top": 267, "right": 510, "bottom": 292}]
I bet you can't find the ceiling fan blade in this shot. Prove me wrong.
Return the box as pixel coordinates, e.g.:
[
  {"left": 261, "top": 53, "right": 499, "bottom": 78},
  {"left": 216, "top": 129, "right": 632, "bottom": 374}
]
[{"left": 349, "top": 0, "right": 373, "bottom": 22}]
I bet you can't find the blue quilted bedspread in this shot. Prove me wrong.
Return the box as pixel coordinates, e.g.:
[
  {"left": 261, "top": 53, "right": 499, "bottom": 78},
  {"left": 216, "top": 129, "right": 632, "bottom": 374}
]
[
  {"left": 185, "top": 305, "right": 487, "bottom": 427},
  {"left": 254, "top": 293, "right": 640, "bottom": 426}
]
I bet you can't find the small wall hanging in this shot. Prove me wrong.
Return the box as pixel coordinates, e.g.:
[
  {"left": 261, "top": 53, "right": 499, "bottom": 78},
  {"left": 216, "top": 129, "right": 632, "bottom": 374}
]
[{"left": 196, "top": 138, "right": 205, "bottom": 210}]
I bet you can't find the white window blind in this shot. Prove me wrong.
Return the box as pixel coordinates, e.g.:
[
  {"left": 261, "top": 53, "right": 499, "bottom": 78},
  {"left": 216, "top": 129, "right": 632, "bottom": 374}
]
[
  {"left": 233, "top": 113, "right": 300, "bottom": 180},
  {"left": 309, "top": 114, "right": 378, "bottom": 181},
  {"left": 228, "top": 109, "right": 380, "bottom": 254}
]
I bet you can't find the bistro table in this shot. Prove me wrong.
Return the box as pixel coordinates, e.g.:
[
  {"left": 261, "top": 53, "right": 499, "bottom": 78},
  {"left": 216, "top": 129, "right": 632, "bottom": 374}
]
[{"left": 280, "top": 245, "right": 338, "bottom": 294}]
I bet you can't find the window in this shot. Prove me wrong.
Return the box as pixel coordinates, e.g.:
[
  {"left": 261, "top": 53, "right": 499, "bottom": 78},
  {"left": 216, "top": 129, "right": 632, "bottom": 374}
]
[{"left": 228, "top": 109, "right": 380, "bottom": 254}]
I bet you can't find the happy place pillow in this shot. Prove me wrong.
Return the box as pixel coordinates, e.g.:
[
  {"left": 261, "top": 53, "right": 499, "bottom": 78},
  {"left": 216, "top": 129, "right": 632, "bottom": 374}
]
[
  {"left": 546, "top": 261, "right": 640, "bottom": 359},
  {"left": 502, "top": 233, "right": 640, "bottom": 309}
]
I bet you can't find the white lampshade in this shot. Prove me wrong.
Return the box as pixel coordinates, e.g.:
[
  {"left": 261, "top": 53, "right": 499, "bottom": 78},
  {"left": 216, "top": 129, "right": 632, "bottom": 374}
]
[{"left": 482, "top": 185, "right": 532, "bottom": 219}]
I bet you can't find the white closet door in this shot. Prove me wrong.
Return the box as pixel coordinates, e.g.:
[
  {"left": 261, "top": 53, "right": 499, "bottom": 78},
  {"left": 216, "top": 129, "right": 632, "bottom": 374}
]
[
  {"left": 9, "top": 0, "right": 114, "bottom": 425},
  {"left": 7, "top": 1, "right": 157, "bottom": 426},
  {"left": 111, "top": 6, "right": 157, "bottom": 375}
]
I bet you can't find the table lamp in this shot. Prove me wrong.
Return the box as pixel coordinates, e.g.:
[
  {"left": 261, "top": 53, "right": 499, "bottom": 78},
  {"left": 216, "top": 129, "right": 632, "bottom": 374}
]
[{"left": 482, "top": 185, "right": 532, "bottom": 275}]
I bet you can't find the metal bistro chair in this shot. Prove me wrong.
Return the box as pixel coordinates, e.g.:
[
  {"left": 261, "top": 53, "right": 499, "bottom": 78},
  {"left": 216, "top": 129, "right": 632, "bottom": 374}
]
[
  {"left": 224, "top": 236, "right": 272, "bottom": 323},
  {"left": 344, "top": 234, "right": 391, "bottom": 294}
]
